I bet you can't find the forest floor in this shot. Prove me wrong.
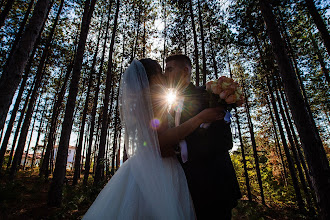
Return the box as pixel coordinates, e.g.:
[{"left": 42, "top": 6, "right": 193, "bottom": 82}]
[{"left": 0, "top": 169, "right": 319, "bottom": 220}]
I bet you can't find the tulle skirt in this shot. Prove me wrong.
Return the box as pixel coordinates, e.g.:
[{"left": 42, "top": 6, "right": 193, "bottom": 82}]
[{"left": 83, "top": 154, "right": 195, "bottom": 220}]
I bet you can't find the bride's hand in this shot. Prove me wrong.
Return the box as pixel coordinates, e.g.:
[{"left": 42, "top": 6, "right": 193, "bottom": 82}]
[{"left": 197, "top": 107, "right": 225, "bottom": 123}]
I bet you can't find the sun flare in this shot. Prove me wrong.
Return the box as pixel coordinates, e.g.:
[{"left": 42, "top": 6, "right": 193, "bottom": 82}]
[{"left": 166, "top": 89, "right": 177, "bottom": 105}]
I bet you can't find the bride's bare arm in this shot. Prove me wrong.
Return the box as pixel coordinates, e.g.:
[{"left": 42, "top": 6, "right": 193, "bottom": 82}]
[{"left": 155, "top": 107, "right": 224, "bottom": 157}]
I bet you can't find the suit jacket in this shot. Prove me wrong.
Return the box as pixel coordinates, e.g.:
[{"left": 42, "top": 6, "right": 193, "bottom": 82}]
[{"left": 179, "top": 83, "right": 241, "bottom": 218}]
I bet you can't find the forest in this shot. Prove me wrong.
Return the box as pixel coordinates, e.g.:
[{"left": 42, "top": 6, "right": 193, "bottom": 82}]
[{"left": 0, "top": 0, "right": 329, "bottom": 219}]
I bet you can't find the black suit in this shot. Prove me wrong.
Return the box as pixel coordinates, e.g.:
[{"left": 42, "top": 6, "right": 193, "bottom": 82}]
[{"left": 179, "top": 83, "right": 241, "bottom": 219}]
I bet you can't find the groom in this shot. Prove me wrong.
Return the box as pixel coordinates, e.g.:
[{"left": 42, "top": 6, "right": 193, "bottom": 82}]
[{"left": 164, "top": 54, "right": 241, "bottom": 219}]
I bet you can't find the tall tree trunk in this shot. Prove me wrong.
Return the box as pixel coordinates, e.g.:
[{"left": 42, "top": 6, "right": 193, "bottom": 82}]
[
  {"left": 234, "top": 108, "right": 252, "bottom": 201},
  {"left": 48, "top": 0, "right": 96, "bottom": 207},
  {"left": 276, "top": 7, "right": 326, "bottom": 147},
  {"left": 162, "top": 0, "right": 166, "bottom": 70},
  {"left": 72, "top": 18, "right": 103, "bottom": 185},
  {"left": 0, "top": 2, "right": 47, "bottom": 168},
  {"left": 39, "top": 59, "right": 73, "bottom": 179},
  {"left": 243, "top": 85, "right": 265, "bottom": 205},
  {"left": 5, "top": 0, "right": 35, "bottom": 67},
  {"left": 228, "top": 58, "right": 251, "bottom": 201},
  {"left": 310, "top": 32, "right": 330, "bottom": 84},
  {"left": 6, "top": 77, "right": 35, "bottom": 169},
  {"left": 267, "top": 76, "right": 305, "bottom": 211},
  {"left": 116, "top": 128, "right": 121, "bottom": 169},
  {"left": 0, "top": 0, "right": 15, "bottom": 29},
  {"left": 276, "top": 75, "right": 318, "bottom": 211},
  {"left": 94, "top": 0, "right": 120, "bottom": 185},
  {"left": 265, "top": 92, "right": 288, "bottom": 184},
  {"left": 209, "top": 25, "right": 218, "bottom": 79},
  {"left": 142, "top": 19, "right": 146, "bottom": 57},
  {"left": 31, "top": 105, "right": 46, "bottom": 169},
  {"left": 273, "top": 76, "right": 314, "bottom": 212},
  {"left": 23, "top": 99, "right": 40, "bottom": 170},
  {"left": 133, "top": 7, "right": 141, "bottom": 60},
  {"left": 0, "top": 0, "right": 52, "bottom": 132},
  {"left": 188, "top": 0, "right": 199, "bottom": 86},
  {"left": 260, "top": 2, "right": 330, "bottom": 219},
  {"left": 9, "top": 0, "right": 62, "bottom": 179},
  {"left": 304, "top": 0, "right": 330, "bottom": 56},
  {"left": 197, "top": 0, "right": 206, "bottom": 85},
  {"left": 83, "top": 0, "right": 113, "bottom": 185},
  {"left": 0, "top": 74, "right": 29, "bottom": 169}
]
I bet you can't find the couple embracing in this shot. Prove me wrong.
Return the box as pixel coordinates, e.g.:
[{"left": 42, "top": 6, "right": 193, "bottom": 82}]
[{"left": 83, "top": 55, "right": 241, "bottom": 220}]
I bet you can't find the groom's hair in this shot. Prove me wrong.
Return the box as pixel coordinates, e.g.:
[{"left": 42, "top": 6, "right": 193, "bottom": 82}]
[{"left": 165, "top": 54, "right": 192, "bottom": 68}]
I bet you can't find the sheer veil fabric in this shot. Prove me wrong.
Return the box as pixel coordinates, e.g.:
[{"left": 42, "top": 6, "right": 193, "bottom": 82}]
[{"left": 83, "top": 60, "right": 195, "bottom": 219}]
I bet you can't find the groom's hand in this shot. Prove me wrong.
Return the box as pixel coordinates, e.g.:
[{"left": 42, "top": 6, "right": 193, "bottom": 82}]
[{"left": 197, "top": 107, "right": 225, "bottom": 123}]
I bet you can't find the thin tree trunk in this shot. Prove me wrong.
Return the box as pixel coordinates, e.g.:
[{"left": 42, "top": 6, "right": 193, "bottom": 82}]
[
  {"left": 310, "top": 32, "right": 330, "bottom": 83},
  {"left": 83, "top": 0, "right": 113, "bottom": 185},
  {"left": 234, "top": 108, "right": 252, "bottom": 201},
  {"left": 304, "top": 0, "right": 330, "bottom": 56},
  {"left": 40, "top": 61, "right": 73, "bottom": 179},
  {"left": 0, "top": 74, "right": 29, "bottom": 169},
  {"left": 142, "top": 19, "right": 146, "bottom": 57},
  {"left": 188, "top": 0, "right": 199, "bottom": 86},
  {"left": 277, "top": 75, "right": 318, "bottom": 211},
  {"left": 265, "top": 92, "right": 288, "bottom": 184},
  {"left": 267, "top": 76, "right": 305, "bottom": 211},
  {"left": 0, "top": 0, "right": 52, "bottom": 132},
  {"left": 23, "top": 100, "right": 40, "bottom": 170},
  {"left": 94, "top": 0, "right": 120, "bottom": 185},
  {"left": 48, "top": 0, "right": 96, "bottom": 207},
  {"left": 243, "top": 85, "right": 265, "bottom": 205},
  {"left": 72, "top": 18, "right": 103, "bottom": 185},
  {"left": 162, "top": 0, "right": 166, "bottom": 70},
  {"left": 273, "top": 76, "right": 313, "bottom": 212},
  {"left": 0, "top": 0, "right": 15, "bottom": 29},
  {"left": 197, "top": 0, "right": 206, "bottom": 85},
  {"left": 0, "top": 3, "right": 46, "bottom": 168},
  {"left": 31, "top": 105, "right": 46, "bottom": 169},
  {"left": 209, "top": 25, "right": 218, "bottom": 79},
  {"left": 5, "top": 0, "right": 35, "bottom": 67},
  {"left": 10, "top": 0, "right": 62, "bottom": 179},
  {"left": 6, "top": 76, "right": 36, "bottom": 169},
  {"left": 116, "top": 128, "right": 121, "bottom": 169},
  {"left": 133, "top": 7, "right": 141, "bottom": 60},
  {"left": 260, "top": 2, "right": 330, "bottom": 218}
]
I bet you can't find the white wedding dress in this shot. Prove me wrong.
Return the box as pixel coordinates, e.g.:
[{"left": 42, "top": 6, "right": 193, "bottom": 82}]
[{"left": 83, "top": 60, "right": 195, "bottom": 219}]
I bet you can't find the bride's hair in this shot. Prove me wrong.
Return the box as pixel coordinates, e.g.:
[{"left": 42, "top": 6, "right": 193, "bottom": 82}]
[{"left": 139, "top": 58, "right": 162, "bottom": 83}]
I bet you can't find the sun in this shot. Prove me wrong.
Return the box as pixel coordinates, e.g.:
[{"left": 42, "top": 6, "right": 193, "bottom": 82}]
[{"left": 166, "top": 89, "right": 177, "bottom": 105}]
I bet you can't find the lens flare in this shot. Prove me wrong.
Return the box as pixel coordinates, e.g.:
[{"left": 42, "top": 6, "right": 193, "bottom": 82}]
[
  {"left": 150, "top": 118, "right": 160, "bottom": 129},
  {"left": 166, "top": 89, "right": 177, "bottom": 105}
]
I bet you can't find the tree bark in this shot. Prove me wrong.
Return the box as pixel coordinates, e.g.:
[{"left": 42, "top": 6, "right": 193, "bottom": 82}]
[
  {"left": 260, "top": 1, "right": 330, "bottom": 218},
  {"left": 243, "top": 85, "right": 265, "bottom": 205},
  {"left": 0, "top": 0, "right": 52, "bottom": 132},
  {"left": 197, "top": 0, "right": 207, "bottom": 85},
  {"left": 83, "top": 0, "right": 113, "bottom": 185},
  {"left": 94, "top": 0, "right": 120, "bottom": 185},
  {"left": 48, "top": 0, "right": 96, "bottom": 207},
  {"left": 72, "top": 17, "right": 103, "bottom": 185},
  {"left": 5, "top": 0, "right": 35, "bottom": 67},
  {"left": 304, "top": 0, "right": 330, "bottom": 56},
  {"left": 31, "top": 104, "right": 46, "bottom": 169},
  {"left": 6, "top": 77, "right": 35, "bottom": 169},
  {"left": 23, "top": 99, "right": 40, "bottom": 170},
  {"left": 188, "top": 0, "right": 199, "bottom": 86},
  {"left": 9, "top": 0, "right": 62, "bottom": 179},
  {"left": 39, "top": 59, "right": 73, "bottom": 179}
]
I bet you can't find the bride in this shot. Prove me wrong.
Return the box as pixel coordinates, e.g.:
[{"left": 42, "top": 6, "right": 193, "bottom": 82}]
[{"left": 83, "top": 59, "right": 223, "bottom": 219}]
